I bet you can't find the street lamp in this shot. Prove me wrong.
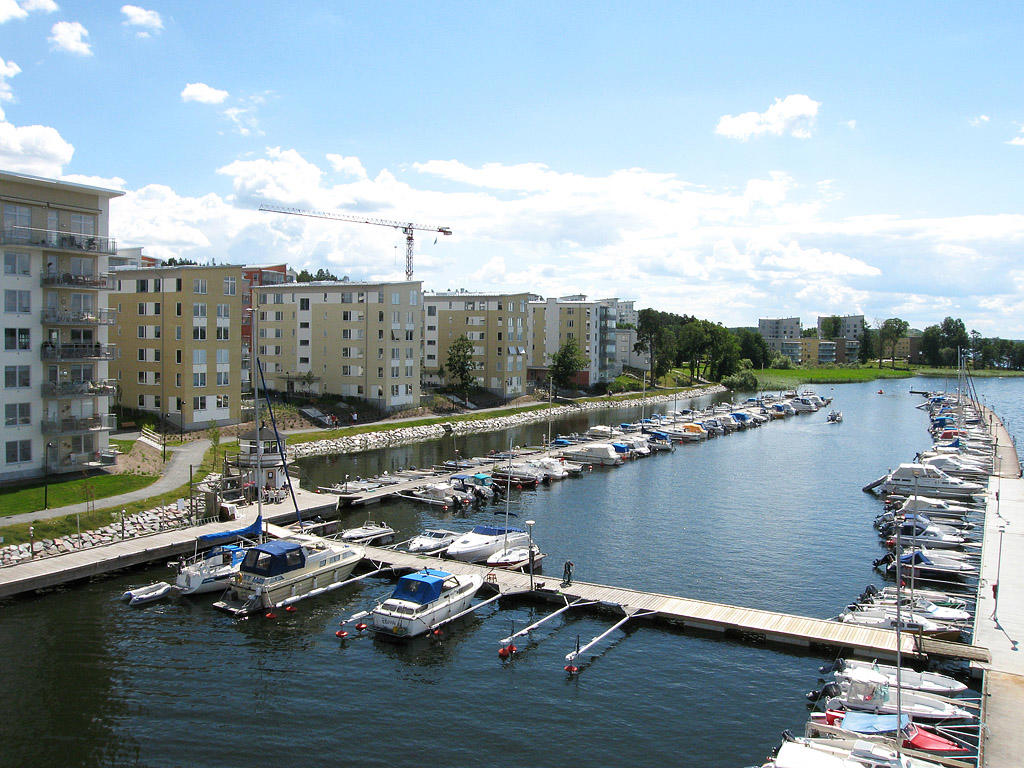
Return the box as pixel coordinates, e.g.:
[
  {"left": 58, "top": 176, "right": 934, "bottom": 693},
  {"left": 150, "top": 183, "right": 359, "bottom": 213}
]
[
  {"left": 43, "top": 441, "right": 54, "bottom": 508},
  {"left": 525, "top": 519, "right": 536, "bottom": 591},
  {"left": 993, "top": 526, "right": 1006, "bottom": 622}
]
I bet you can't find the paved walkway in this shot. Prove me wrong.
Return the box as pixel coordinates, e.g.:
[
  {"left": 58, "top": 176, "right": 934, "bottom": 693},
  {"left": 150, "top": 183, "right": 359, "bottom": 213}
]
[{"left": 3, "top": 440, "right": 211, "bottom": 526}]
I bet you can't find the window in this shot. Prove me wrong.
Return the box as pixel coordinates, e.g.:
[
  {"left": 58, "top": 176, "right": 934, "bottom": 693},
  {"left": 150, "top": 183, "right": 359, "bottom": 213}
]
[
  {"left": 176, "top": 326, "right": 182, "bottom": 340},
  {"left": 391, "top": 384, "right": 400, "bottom": 396},
  {"left": 426, "top": 305, "right": 436, "bottom": 317},
  {"left": 153, "top": 302, "right": 161, "bottom": 315},
  {"left": 193, "top": 396, "right": 207, "bottom": 411},
  {"left": 136, "top": 325, "right": 146, "bottom": 339},
  {"left": 152, "top": 325, "right": 161, "bottom": 339},
  {"left": 193, "top": 372, "right": 207, "bottom": 387},
  {"left": 378, "top": 311, "right": 384, "bottom": 321},
  {"left": 193, "top": 303, "right": 207, "bottom": 318},
  {"left": 409, "top": 290, "right": 418, "bottom": 306},
  {"left": 216, "top": 303, "right": 230, "bottom": 318},
  {"left": 3, "top": 204, "right": 30, "bottom": 238},
  {"left": 176, "top": 302, "right": 182, "bottom": 316},
  {"left": 175, "top": 349, "right": 182, "bottom": 364},
  {"left": 193, "top": 349, "right": 207, "bottom": 365},
  {"left": 390, "top": 366, "right": 400, "bottom": 378},
  {"left": 193, "top": 326, "right": 207, "bottom": 340},
  {"left": 137, "top": 371, "right": 146, "bottom": 384},
  {"left": 4, "top": 328, "right": 29, "bottom": 350},
  {"left": 216, "top": 372, "right": 230, "bottom": 386},
  {"left": 299, "top": 339, "right": 309, "bottom": 346},
  {"left": 391, "top": 292, "right": 400, "bottom": 305},
  {"left": 216, "top": 395, "right": 230, "bottom": 409},
  {"left": 176, "top": 373, "right": 182, "bottom": 387},
  {"left": 154, "top": 395, "right": 161, "bottom": 409},
  {"left": 136, "top": 279, "right": 149, "bottom": 293},
  {"left": 138, "top": 302, "right": 147, "bottom": 316},
  {"left": 137, "top": 348, "right": 146, "bottom": 362},
  {"left": 70, "top": 213, "right": 95, "bottom": 235},
  {"left": 299, "top": 298, "right": 310, "bottom": 311},
  {"left": 193, "top": 278, "right": 207, "bottom": 294},
  {"left": 4, "top": 365, "right": 30, "bottom": 388},
  {"left": 4, "top": 290, "right": 30, "bottom": 313},
  {"left": 3, "top": 252, "right": 29, "bottom": 275},
  {"left": 405, "top": 330, "right": 414, "bottom": 341},
  {"left": 5, "top": 439, "right": 31, "bottom": 464},
  {"left": 137, "top": 394, "right": 145, "bottom": 407},
  {"left": 216, "top": 348, "right": 230, "bottom": 364},
  {"left": 223, "top": 276, "right": 236, "bottom": 295},
  {"left": 4, "top": 403, "right": 30, "bottom": 426},
  {"left": 153, "top": 278, "right": 162, "bottom": 292},
  {"left": 299, "top": 356, "right": 309, "bottom": 364},
  {"left": 216, "top": 326, "right": 230, "bottom": 341}
]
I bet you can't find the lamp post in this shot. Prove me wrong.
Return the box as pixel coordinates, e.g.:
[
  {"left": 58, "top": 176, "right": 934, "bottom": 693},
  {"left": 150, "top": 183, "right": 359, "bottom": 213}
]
[
  {"left": 43, "top": 441, "right": 54, "bottom": 508},
  {"left": 993, "top": 526, "right": 1006, "bottom": 622},
  {"left": 525, "top": 519, "right": 536, "bottom": 591}
]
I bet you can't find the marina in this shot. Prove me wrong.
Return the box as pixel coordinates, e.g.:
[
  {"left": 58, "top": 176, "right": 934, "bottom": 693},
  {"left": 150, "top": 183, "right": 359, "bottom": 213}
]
[{"left": 1, "top": 378, "right": 1021, "bottom": 767}]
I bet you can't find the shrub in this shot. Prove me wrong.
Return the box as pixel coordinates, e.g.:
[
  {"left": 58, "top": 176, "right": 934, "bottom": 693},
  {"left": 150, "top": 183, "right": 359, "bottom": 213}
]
[{"left": 721, "top": 370, "right": 758, "bottom": 390}]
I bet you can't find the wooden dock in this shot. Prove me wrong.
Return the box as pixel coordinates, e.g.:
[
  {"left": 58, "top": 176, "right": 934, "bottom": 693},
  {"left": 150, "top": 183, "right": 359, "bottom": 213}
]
[{"left": 350, "top": 542, "right": 988, "bottom": 664}]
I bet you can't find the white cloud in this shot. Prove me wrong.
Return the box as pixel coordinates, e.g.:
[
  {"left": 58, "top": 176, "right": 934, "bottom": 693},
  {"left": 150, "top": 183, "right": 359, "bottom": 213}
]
[
  {"left": 327, "top": 154, "right": 368, "bottom": 179},
  {"left": 181, "top": 82, "right": 229, "bottom": 104},
  {"left": 21, "top": 0, "right": 58, "bottom": 11},
  {"left": 845, "top": 120, "right": 857, "bottom": 130},
  {"left": 121, "top": 5, "right": 162, "bottom": 37},
  {"left": 48, "top": 21, "right": 91, "bottom": 56},
  {"left": 969, "top": 114, "right": 990, "bottom": 127},
  {"left": 715, "top": 94, "right": 821, "bottom": 141},
  {"left": 0, "top": 57, "right": 21, "bottom": 119},
  {"left": 0, "top": 119, "right": 74, "bottom": 176},
  {"left": 1007, "top": 127, "right": 1024, "bottom": 147},
  {"left": 0, "top": 0, "right": 27, "bottom": 22},
  {"left": 61, "top": 173, "right": 127, "bottom": 190}
]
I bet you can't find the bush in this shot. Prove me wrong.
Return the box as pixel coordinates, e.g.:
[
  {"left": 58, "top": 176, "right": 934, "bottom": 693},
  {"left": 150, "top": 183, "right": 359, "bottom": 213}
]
[
  {"left": 721, "top": 370, "right": 758, "bottom": 391},
  {"left": 769, "top": 353, "right": 793, "bottom": 369}
]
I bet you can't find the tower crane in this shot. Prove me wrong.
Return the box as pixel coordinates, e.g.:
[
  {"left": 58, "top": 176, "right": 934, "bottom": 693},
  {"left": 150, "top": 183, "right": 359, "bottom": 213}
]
[{"left": 259, "top": 202, "right": 452, "bottom": 281}]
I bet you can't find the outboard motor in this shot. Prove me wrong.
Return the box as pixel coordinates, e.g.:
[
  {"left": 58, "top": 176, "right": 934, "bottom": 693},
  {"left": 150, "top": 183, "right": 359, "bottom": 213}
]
[
  {"left": 781, "top": 730, "right": 797, "bottom": 743},
  {"left": 863, "top": 585, "right": 879, "bottom": 597}
]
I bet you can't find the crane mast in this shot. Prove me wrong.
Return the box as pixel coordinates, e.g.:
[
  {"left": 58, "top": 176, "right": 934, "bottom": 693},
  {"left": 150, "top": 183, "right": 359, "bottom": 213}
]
[{"left": 258, "top": 203, "right": 452, "bottom": 281}]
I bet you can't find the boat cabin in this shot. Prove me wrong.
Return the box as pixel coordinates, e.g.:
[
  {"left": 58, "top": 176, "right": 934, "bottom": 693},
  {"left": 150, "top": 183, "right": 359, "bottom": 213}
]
[
  {"left": 241, "top": 539, "right": 306, "bottom": 577},
  {"left": 387, "top": 568, "right": 461, "bottom": 608}
]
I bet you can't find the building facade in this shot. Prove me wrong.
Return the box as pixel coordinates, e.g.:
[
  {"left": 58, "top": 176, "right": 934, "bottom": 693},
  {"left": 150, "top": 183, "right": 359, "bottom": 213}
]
[
  {"left": 1, "top": 171, "right": 122, "bottom": 481},
  {"left": 110, "top": 265, "right": 244, "bottom": 430},
  {"left": 527, "top": 295, "right": 621, "bottom": 386},
  {"left": 241, "top": 264, "right": 291, "bottom": 389},
  {"left": 254, "top": 280, "right": 422, "bottom": 412},
  {"left": 817, "top": 313, "right": 865, "bottom": 341},
  {"left": 758, "top": 317, "right": 802, "bottom": 353},
  {"left": 423, "top": 291, "right": 529, "bottom": 399}
]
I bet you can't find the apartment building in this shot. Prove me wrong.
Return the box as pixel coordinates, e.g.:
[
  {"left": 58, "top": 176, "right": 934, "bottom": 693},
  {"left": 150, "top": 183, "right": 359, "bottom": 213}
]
[
  {"left": 254, "top": 280, "right": 422, "bottom": 412},
  {"left": 423, "top": 291, "right": 529, "bottom": 399},
  {"left": 817, "top": 314, "right": 865, "bottom": 341},
  {"left": 527, "top": 295, "right": 620, "bottom": 386},
  {"left": 757, "top": 317, "right": 802, "bottom": 353},
  {"left": 0, "top": 171, "right": 122, "bottom": 481},
  {"left": 241, "top": 264, "right": 291, "bottom": 389},
  {"left": 110, "top": 264, "right": 244, "bottom": 430}
]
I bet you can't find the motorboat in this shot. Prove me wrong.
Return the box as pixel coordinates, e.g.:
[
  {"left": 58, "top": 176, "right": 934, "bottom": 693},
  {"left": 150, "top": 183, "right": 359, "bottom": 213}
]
[
  {"left": 820, "top": 671, "right": 974, "bottom": 720},
  {"left": 825, "top": 659, "right": 968, "bottom": 696},
  {"left": 879, "top": 550, "right": 978, "bottom": 580},
  {"left": 807, "top": 710, "right": 969, "bottom": 754},
  {"left": 827, "top": 410, "right": 843, "bottom": 423},
  {"left": 874, "top": 464, "right": 985, "bottom": 499},
  {"left": 618, "top": 434, "right": 651, "bottom": 457},
  {"left": 919, "top": 454, "right": 989, "bottom": 479},
  {"left": 214, "top": 534, "right": 364, "bottom": 615},
  {"left": 856, "top": 594, "right": 971, "bottom": 623},
  {"left": 406, "top": 528, "right": 460, "bottom": 554},
  {"left": 645, "top": 431, "right": 675, "bottom": 451},
  {"left": 558, "top": 443, "right": 624, "bottom": 466},
  {"left": 791, "top": 397, "right": 819, "bottom": 413},
  {"left": 586, "top": 424, "right": 624, "bottom": 440},
  {"left": 858, "top": 584, "right": 970, "bottom": 611},
  {"left": 837, "top": 606, "right": 961, "bottom": 640},
  {"left": 446, "top": 525, "right": 530, "bottom": 562},
  {"left": 450, "top": 473, "right": 500, "bottom": 501},
  {"left": 523, "top": 456, "right": 570, "bottom": 481},
  {"left": 370, "top": 568, "right": 483, "bottom": 638},
  {"left": 173, "top": 543, "right": 248, "bottom": 595},
  {"left": 767, "top": 735, "right": 950, "bottom": 767},
  {"left": 411, "top": 482, "right": 473, "bottom": 507},
  {"left": 897, "top": 496, "right": 979, "bottom": 519},
  {"left": 490, "top": 464, "right": 543, "bottom": 488},
  {"left": 340, "top": 520, "right": 396, "bottom": 546},
  {"left": 882, "top": 520, "right": 967, "bottom": 549},
  {"left": 485, "top": 543, "right": 545, "bottom": 571}
]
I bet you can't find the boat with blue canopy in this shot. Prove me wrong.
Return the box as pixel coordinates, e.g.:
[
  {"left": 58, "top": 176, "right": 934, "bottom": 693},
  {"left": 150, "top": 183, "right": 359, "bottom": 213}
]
[{"left": 370, "top": 568, "right": 483, "bottom": 638}]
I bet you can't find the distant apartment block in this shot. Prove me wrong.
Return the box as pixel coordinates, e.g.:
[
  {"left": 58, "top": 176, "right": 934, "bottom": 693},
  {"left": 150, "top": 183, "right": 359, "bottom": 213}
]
[
  {"left": 758, "top": 317, "right": 802, "bottom": 353},
  {"left": 111, "top": 264, "right": 244, "bottom": 430},
  {"left": 423, "top": 291, "right": 529, "bottom": 399},
  {"left": 528, "top": 295, "right": 622, "bottom": 386},
  {"left": 254, "top": 280, "right": 422, "bottom": 412},
  {"left": 0, "top": 171, "right": 122, "bottom": 481},
  {"left": 817, "top": 313, "right": 865, "bottom": 341}
]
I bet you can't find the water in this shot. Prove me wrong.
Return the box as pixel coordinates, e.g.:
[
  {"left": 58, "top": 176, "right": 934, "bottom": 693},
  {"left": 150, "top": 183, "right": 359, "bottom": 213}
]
[{"left": 1, "top": 377, "right": 1020, "bottom": 768}]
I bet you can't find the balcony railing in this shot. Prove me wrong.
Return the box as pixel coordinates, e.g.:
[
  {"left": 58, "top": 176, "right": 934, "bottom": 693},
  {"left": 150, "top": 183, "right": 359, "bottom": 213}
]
[
  {"left": 41, "top": 343, "right": 119, "bottom": 361},
  {"left": 2, "top": 226, "right": 117, "bottom": 255},
  {"left": 41, "top": 414, "right": 117, "bottom": 434},
  {"left": 41, "top": 307, "right": 117, "bottom": 325},
  {"left": 41, "top": 379, "right": 117, "bottom": 398},
  {"left": 41, "top": 271, "right": 114, "bottom": 289}
]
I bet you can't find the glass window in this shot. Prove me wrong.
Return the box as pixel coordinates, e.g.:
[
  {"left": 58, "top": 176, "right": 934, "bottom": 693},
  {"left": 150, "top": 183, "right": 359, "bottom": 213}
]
[
  {"left": 5, "top": 439, "right": 31, "bottom": 463},
  {"left": 216, "top": 372, "right": 229, "bottom": 386},
  {"left": 193, "top": 372, "right": 207, "bottom": 387},
  {"left": 299, "top": 298, "right": 310, "bottom": 311},
  {"left": 4, "top": 365, "right": 30, "bottom": 388},
  {"left": 216, "top": 303, "right": 229, "bottom": 318},
  {"left": 193, "top": 349, "right": 207, "bottom": 365},
  {"left": 4, "top": 328, "right": 29, "bottom": 350},
  {"left": 193, "top": 396, "right": 207, "bottom": 411},
  {"left": 4, "top": 402, "right": 30, "bottom": 426},
  {"left": 216, "top": 348, "right": 229, "bottom": 364},
  {"left": 193, "top": 303, "right": 207, "bottom": 318},
  {"left": 3, "top": 252, "right": 29, "bottom": 275},
  {"left": 70, "top": 213, "right": 95, "bottom": 235},
  {"left": 193, "top": 326, "right": 207, "bottom": 340},
  {"left": 193, "top": 278, "right": 207, "bottom": 294},
  {"left": 223, "top": 276, "right": 236, "bottom": 295},
  {"left": 216, "top": 326, "right": 230, "bottom": 340},
  {"left": 3, "top": 290, "right": 30, "bottom": 313}
]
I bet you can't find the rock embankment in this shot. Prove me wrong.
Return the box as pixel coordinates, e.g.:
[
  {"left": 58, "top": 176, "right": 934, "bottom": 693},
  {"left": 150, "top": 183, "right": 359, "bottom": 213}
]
[{"left": 290, "top": 386, "right": 726, "bottom": 460}]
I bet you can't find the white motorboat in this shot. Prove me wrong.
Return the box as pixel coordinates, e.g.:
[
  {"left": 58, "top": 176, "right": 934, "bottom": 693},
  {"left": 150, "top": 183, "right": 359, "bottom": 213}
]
[
  {"left": 827, "top": 410, "right": 843, "bottom": 423},
  {"left": 558, "top": 443, "right": 624, "bottom": 466},
  {"left": 822, "top": 671, "right": 974, "bottom": 720},
  {"left": 791, "top": 397, "right": 819, "bottom": 413},
  {"left": 370, "top": 568, "right": 483, "bottom": 638},
  {"left": 826, "top": 658, "right": 968, "bottom": 696},
  {"left": 450, "top": 473, "right": 500, "bottom": 501},
  {"left": 406, "top": 528, "right": 460, "bottom": 554},
  {"left": 411, "top": 482, "right": 472, "bottom": 507},
  {"left": 618, "top": 434, "right": 651, "bottom": 457},
  {"left": 173, "top": 543, "right": 248, "bottom": 595},
  {"left": 485, "top": 543, "right": 545, "bottom": 571},
  {"left": 767, "top": 736, "right": 947, "bottom": 768},
  {"left": 875, "top": 464, "right": 985, "bottom": 499},
  {"left": 446, "top": 524, "right": 530, "bottom": 562},
  {"left": 340, "top": 520, "right": 396, "bottom": 545},
  {"left": 524, "top": 456, "right": 569, "bottom": 481},
  {"left": 881, "top": 549, "right": 978, "bottom": 580},
  {"left": 837, "top": 606, "right": 961, "bottom": 640},
  {"left": 859, "top": 584, "right": 969, "bottom": 611},
  {"left": 214, "top": 534, "right": 364, "bottom": 615},
  {"left": 919, "top": 454, "right": 989, "bottom": 479},
  {"left": 898, "top": 496, "right": 978, "bottom": 518},
  {"left": 585, "top": 424, "right": 624, "bottom": 440}
]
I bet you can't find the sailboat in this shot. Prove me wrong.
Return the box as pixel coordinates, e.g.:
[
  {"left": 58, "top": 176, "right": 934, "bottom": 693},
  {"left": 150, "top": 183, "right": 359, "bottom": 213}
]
[{"left": 485, "top": 437, "right": 544, "bottom": 571}]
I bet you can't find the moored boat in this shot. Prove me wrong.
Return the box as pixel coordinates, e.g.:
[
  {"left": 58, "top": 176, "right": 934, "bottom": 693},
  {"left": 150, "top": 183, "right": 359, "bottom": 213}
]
[{"left": 370, "top": 568, "right": 484, "bottom": 638}]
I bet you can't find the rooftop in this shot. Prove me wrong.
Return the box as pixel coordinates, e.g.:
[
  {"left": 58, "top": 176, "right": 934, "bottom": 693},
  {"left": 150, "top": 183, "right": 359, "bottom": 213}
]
[{"left": 0, "top": 170, "right": 125, "bottom": 199}]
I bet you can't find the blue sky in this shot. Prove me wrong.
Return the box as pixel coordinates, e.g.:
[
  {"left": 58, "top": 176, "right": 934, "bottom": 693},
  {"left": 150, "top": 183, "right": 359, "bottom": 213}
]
[{"left": 2, "top": 1, "right": 1023, "bottom": 335}]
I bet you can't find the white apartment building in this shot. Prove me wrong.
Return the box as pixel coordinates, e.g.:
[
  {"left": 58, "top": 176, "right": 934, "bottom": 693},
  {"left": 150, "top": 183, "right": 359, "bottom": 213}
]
[
  {"left": 528, "top": 295, "right": 621, "bottom": 386},
  {"left": 758, "top": 317, "right": 802, "bottom": 353}
]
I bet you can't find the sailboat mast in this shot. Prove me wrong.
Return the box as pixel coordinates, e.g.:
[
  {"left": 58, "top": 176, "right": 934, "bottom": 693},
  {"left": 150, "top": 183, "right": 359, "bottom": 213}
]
[{"left": 894, "top": 508, "right": 904, "bottom": 746}]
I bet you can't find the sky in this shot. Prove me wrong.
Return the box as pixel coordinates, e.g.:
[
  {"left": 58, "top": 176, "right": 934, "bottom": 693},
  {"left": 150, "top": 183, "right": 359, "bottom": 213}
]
[{"left": 2, "top": 1, "right": 1023, "bottom": 336}]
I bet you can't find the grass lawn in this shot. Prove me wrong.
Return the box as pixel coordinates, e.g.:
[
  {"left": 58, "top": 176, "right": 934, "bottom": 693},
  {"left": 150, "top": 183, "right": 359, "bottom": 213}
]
[
  {"left": 915, "top": 367, "right": 1024, "bottom": 378},
  {"left": 754, "top": 367, "right": 915, "bottom": 389},
  {"left": 109, "top": 438, "right": 135, "bottom": 454},
  {"left": 0, "top": 473, "right": 158, "bottom": 519},
  {"left": 0, "top": 445, "right": 217, "bottom": 545}
]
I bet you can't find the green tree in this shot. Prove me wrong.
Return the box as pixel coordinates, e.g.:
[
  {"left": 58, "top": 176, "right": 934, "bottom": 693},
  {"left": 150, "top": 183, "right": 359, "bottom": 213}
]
[
  {"left": 880, "top": 318, "right": 910, "bottom": 367},
  {"left": 801, "top": 327, "right": 818, "bottom": 338},
  {"left": 819, "top": 316, "right": 842, "bottom": 340},
  {"left": 678, "top": 322, "right": 707, "bottom": 381},
  {"left": 920, "top": 324, "right": 943, "bottom": 366},
  {"left": 208, "top": 426, "right": 221, "bottom": 471},
  {"left": 440, "top": 335, "right": 476, "bottom": 404},
  {"left": 550, "top": 339, "right": 588, "bottom": 396},
  {"left": 735, "top": 328, "right": 770, "bottom": 369},
  {"left": 858, "top": 328, "right": 875, "bottom": 364}
]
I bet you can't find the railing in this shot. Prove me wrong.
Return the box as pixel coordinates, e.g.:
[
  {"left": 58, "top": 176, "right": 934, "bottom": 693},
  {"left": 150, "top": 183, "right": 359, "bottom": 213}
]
[
  {"left": 46, "top": 451, "right": 102, "bottom": 472},
  {"left": 41, "top": 307, "right": 117, "bottom": 325},
  {"left": 41, "top": 379, "right": 117, "bottom": 398},
  {"left": 40, "top": 271, "right": 114, "bottom": 289},
  {"left": 40, "top": 344, "right": 119, "bottom": 361},
  {"left": 40, "top": 414, "right": 117, "bottom": 434},
  {"left": 2, "top": 226, "right": 117, "bottom": 255}
]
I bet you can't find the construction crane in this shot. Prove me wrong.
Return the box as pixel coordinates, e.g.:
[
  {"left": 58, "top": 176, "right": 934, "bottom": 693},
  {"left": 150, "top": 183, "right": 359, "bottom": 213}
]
[{"left": 259, "top": 202, "right": 452, "bottom": 281}]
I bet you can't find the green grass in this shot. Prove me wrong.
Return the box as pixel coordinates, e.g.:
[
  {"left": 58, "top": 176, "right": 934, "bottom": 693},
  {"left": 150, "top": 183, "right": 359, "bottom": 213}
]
[
  {"left": 109, "top": 438, "right": 135, "bottom": 454},
  {"left": 0, "top": 473, "right": 159, "bottom": 519},
  {"left": 753, "top": 366, "right": 915, "bottom": 389},
  {"left": 914, "top": 367, "right": 1024, "bottom": 378},
  {"left": 0, "top": 446, "right": 217, "bottom": 546}
]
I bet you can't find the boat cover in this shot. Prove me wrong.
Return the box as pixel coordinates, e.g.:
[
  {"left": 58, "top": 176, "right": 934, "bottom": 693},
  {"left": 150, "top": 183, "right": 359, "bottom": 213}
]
[
  {"left": 650, "top": 431, "right": 669, "bottom": 440},
  {"left": 198, "top": 514, "right": 262, "bottom": 544},
  {"left": 471, "top": 525, "right": 525, "bottom": 536},
  {"left": 241, "top": 539, "right": 305, "bottom": 576},
  {"left": 390, "top": 569, "right": 451, "bottom": 604},
  {"left": 840, "top": 712, "right": 910, "bottom": 734},
  {"left": 473, "top": 473, "right": 491, "bottom": 482},
  {"left": 612, "top": 443, "right": 629, "bottom": 453},
  {"left": 451, "top": 474, "right": 472, "bottom": 481},
  {"left": 900, "top": 551, "right": 933, "bottom": 565}
]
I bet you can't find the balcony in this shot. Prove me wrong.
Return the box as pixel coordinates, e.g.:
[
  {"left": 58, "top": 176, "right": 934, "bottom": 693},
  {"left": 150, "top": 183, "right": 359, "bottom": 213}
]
[
  {"left": 2, "top": 226, "right": 117, "bottom": 255},
  {"left": 41, "top": 414, "right": 117, "bottom": 435},
  {"left": 41, "top": 379, "right": 117, "bottom": 398},
  {"left": 46, "top": 451, "right": 106, "bottom": 473},
  {"left": 41, "top": 307, "right": 117, "bottom": 325},
  {"left": 41, "top": 343, "right": 119, "bottom": 361},
  {"left": 41, "top": 271, "right": 115, "bottom": 290}
]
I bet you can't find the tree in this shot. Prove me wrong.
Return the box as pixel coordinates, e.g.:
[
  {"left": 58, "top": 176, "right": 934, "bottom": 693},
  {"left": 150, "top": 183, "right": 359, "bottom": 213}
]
[
  {"left": 735, "top": 328, "right": 770, "bottom": 369},
  {"left": 920, "top": 324, "right": 943, "bottom": 366},
  {"left": 819, "top": 316, "right": 842, "bottom": 340},
  {"left": 208, "top": 426, "right": 221, "bottom": 471},
  {"left": 678, "top": 322, "right": 707, "bottom": 382},
  {"left": 858, "top": 328, "right": 875, "bottom": 365},
  {"left": 880, "top": 318, "right": 909, "bottom": 367},
  {"left": 296, "top": 267, "right": 339, "bottom": 282},
  {"left": 801, "top": 327, "right": 818, "bottom": 338},
  {"left": 550, "top": 339, "right": 588, "bottom": 396},
  {"left": 441, "top": 335, "right": 475, "bottom": 404},
  {"left": 164, "top": 257, "right": 198, "bottom": 267}
]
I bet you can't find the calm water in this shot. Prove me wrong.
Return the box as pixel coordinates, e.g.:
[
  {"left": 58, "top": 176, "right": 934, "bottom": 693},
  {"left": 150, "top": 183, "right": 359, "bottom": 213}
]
[{"left": 2, "top": 377, "right": 1020, "bottom": 768}]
